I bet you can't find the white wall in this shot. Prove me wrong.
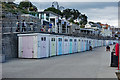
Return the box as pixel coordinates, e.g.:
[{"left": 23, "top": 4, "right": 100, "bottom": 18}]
[{"left": 101, "top": 29, "right": 112, "bottom": 37}]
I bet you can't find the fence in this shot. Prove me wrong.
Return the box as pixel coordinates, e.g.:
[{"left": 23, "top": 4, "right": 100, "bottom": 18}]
[{"left": 2, "top": 11, "right": 116, "bottom": 40}]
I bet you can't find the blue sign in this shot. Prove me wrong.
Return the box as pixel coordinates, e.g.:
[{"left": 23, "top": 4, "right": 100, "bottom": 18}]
[
  {"left": 62, "top": 20, "right": 64, "bottom": 24},
  {"left": 49, "top": 24, "right": 52, "bottom": 28},
  {"left": 66, "top": 23, "right": 69, "bottom": 27},
  {"left": 56, "top": 19, "right": 58, "bottom": 23}
]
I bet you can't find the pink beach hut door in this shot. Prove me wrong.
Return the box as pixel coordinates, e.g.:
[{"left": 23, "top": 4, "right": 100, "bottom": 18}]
[{"left": 22, "top": 36, "right": 33, "bottom": 58}]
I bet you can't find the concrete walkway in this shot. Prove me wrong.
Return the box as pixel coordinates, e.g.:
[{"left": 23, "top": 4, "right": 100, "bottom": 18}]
[
  {"left": 2, "top": 45, "right": 118, "bottom": 78},
  {"left": 0, "top": 63, "right": 2, "bottom": 79}
]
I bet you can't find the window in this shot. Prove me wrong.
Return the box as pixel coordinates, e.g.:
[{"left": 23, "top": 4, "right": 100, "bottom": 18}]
[
  {"left": 51, "top": 38, "right": 54, "bottom": 41},
  {"left": 46, "top": 13, "right": 49, "bottom": 20},
  {"left": 53, "top": 38, "right": 54, "bottom": 41},
  {"left": 74, "top": 39, "right": 76, "bottom": 42},
  {"left": 44, "top": 37, "right": 46, "bottom": 41},
  {"left": 54, "top": 38, "right": 55, "bottom": 41},
  {"left": 41, "top": 13, "right": 44, "bottom": 19},
  {"left": 61, "top": 38, "right": 62, "bottom": 41},
  {"left": 65, "top": 39, "right": 68, "bottom": 42},
  {"left": 59, "top": 38, "right": 61, "bottom": 41},
  {"left": 70, "top": 39, "right": 72, "bottom": 42},
  {"left": 41, "top": 37, "right": 43, "bottom": 41}
]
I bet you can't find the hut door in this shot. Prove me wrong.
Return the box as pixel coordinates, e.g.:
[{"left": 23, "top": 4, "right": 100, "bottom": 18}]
[
  {"left": 41, "top": 37, "right": 47, "bottom": 57},
  {"left": 22, "top": 36, "right": 33, "bottom": 58}
]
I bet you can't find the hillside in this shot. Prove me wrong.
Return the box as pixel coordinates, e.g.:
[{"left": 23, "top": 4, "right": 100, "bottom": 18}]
[{"left": 2, "top": 1, "right": 38, "bottom": 15}]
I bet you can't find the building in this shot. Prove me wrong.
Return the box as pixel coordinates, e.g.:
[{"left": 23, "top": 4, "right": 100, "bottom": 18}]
[
  {"left": 85, "top": 22, "right": 102, "bottom": 36},
  {"left": 100, "top": 24, "right": 112, "bottom": 37},
  {"left": 100, "top": 29, "right": 112, "bottom": 37},
  {"left": 85, "top": 22, "right": 92, "bottom": 28},
  {"left": 39, "top": 11, "right": 62, "bottom": 33},
  {"left": 61, "top": 18, "right": 71, "bottom": 34},
  {"left": 85, "top": 22, "right": 102, "bottom": 30},
  {"left": 111, "top": 28, "right": 120, "bottom": 38},
  {"left": 38, "top": 11, "right": 71, "bottom": 34},
  {"left": 69, "top": 23, "right": 80, "bottom": 34},
  {"left": 80, "top": 28, "right": 95, "bottom": 35}
]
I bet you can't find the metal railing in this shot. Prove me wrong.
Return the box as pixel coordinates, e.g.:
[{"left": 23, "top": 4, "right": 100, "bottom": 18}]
[{"left": 1, "top": 11, "right": 116, "bottom": 40}]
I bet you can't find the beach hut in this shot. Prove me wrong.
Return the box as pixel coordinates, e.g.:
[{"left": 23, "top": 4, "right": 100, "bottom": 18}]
[
  {"left": 82, "top": 38, "right": 86, "bottom": 51},
  {"left": 88, "top": 39, "right": 91, "bottom": 50},
  {"left": 69, "top": 37, "right": 73, "bottom": 54},
  {"left": 49, "top": 35, "right": 57, "bottom": 57},
  {"left": 56, "top": 35, "right": 64, "bottom": 55},
  {"left": 18, "top": 33, "right": 50, "bottom": 58},
  {"left": 92, "top": 39, "right": 96, "bottom": 48},
  {"left": 84, "top": 39, "right": 87, "bottom": 51},
  {"left": 78, "top": 37, "right": 81, "bottom": 52},
  {"left": 73, "top": 37, "right": 78, "bottom": 53},
  {"left": 86, "top": 39, "right": 89, "bottom": 51},
  {"left": 63, "top": 36, "right": 69, "bottom": 54},
  {"left": 80, "top": 38, "right": 84, "bottom": 52}
]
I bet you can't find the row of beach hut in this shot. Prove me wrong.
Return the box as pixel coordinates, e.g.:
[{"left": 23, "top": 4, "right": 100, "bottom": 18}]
[{"left": 18, "top": 33, "right": 117, "bottom": 59}]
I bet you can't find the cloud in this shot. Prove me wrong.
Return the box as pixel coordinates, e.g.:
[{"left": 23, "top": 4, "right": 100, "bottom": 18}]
[
  {"left": 14, "top": 0, "right": 119, "bottom": 3},
  {"left": 14, "top": 1, "right": 119, "bottom": 27},
  {"left": 33, "top": 2, "right": 118, "bottom": 27},
  {"left": 58, "top": 2, "right": 118, "bottom": 10},
  {"left": 82, "top": 6, "right": 118, "bottom": 27}
]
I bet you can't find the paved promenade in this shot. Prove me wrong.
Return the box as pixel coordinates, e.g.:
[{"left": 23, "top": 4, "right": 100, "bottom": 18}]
[
  {"left": 0, "top": 63, "right": 2, "bottom": 79},
  {"left": 2, "top": 45, "right": 118, "bottom": 78}
]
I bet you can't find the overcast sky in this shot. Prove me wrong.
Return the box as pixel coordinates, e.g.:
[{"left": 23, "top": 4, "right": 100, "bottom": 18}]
[{"left": 14, "top": 0, "right": 119, "bottom": 27}]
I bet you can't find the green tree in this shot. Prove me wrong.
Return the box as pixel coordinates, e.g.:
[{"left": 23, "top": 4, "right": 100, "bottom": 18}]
[
  {"left": 89, "top": 21, "right": 94, "bottom": 24},
  {"left": 69, "top": 18, "right": 74, "bottom": 23},
  {"left": 44, "top": 7, "right": 62, "bottom": 15},
  {"left": 80, "top": 25, "right": 85, "bottom": 28},
  {"left": 79, "top": 14, "right": 87, "bottom": 25},
  {"left": 62, "top": 8, "right": 81, "bottom": 20},
  {"left": 62, "top": 9, "right": 72, "bottom": 19},
  {"left": 115, "top": 34, "right": 118, "bottom": 37},
  {"left": 18, "top": 1, "right": 38, "bottom": 12},
  {"left": 44, "top": 7, "right": 88, "bottom": 26}
]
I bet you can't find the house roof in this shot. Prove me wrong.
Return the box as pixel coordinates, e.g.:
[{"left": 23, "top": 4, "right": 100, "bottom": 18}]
[
  {"left": 38, "top": 11, "right": 62, "bottom": 17},
  {"left": 117, "top": 32, "right": 120, "bottom": 34},
  {"left": 91, "top": 23, "right": 102, "bottom": 29},
  {"left": 80, "top": 28, "right": 95, "bottom": 31},
  {"left": 21, "top": 14, "right": 38, "bottom": 18},
  {"left": 100, "top": 24, "right": 110, "bottom": 29}
]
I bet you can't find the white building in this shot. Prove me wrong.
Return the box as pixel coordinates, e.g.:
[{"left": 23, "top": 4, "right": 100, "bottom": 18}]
[
  {"left": 85, "top": 22, "right": 92, "bottom": 28},
  {"left": 38, "top": 11, "right": 71, "bottom": 34},
  {"left": 100, "top": 25, "right": 112, "bottom": 37},
  {"left": 101, "top": 29, "right": 112, "bottom": 37},
  {"left": 39, "top": 11, "right": 63, "bottom": 33}
]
